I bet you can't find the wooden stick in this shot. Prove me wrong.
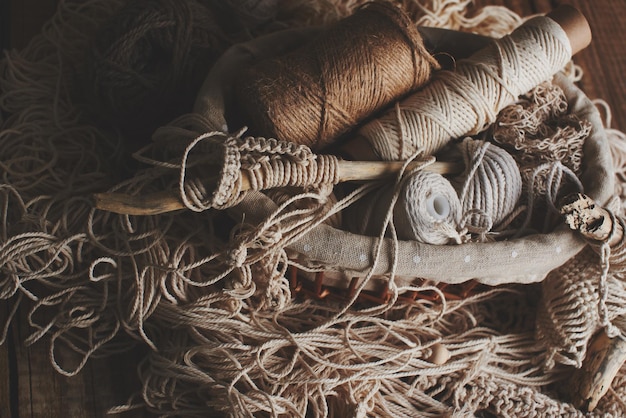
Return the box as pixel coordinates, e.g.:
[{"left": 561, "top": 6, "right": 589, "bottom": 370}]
[
  {"left": 546, "top": 5, "right": 592, "bottom": 56},
  {"left": 572, "top": 330, "right": 626, "bottom": 412},
  {"left": 93, "top": 159, "right": 461, "bottom": 216},
  {"left": 560, "top": 193, "right": 623, "bottom": 245}
]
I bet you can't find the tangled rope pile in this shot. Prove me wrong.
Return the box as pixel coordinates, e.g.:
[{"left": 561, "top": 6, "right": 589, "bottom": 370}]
[{"left": 1, "top": 0, "right": 626, "bottom": 417}]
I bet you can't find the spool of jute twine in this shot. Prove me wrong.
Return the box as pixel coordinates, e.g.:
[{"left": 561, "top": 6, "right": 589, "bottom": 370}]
[
  {"left": 357, "top": 14, "right": 574, "bottom": 160},
  {"left": 234, "top": 1, "right": 439, "bottom": 150},
  {"left": 454, "top": 138, "right": 523, "bottom": 233}
]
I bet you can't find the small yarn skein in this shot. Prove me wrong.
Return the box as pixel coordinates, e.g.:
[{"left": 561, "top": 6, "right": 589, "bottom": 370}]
[
  {"left": 344, "top": 170, "right": 463, "bottom": 245},
  {"left": 454, "top": 138, "right": 523, "bottom": 233},
  {"left": 359, "top": 15, "right": 572, "bottom": 160},
  {"left": 235, "top": 1, "right": 439, "bottom": 150}
]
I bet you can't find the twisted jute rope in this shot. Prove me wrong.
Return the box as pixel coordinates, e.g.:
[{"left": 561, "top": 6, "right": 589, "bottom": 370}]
[
  {"left": 236, "top": 1, "right": 439, "bottom": 150},
  {"left": 360, "top": 15, "right": 572, "bottom": 160}
]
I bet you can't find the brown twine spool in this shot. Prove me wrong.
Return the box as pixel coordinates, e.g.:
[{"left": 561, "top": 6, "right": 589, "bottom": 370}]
[
  {"left": 82, "top": 0, "right": 229, "bottom": 145},
  {"left": 234, "top": 1, "right": 439, "bottom": 151}
]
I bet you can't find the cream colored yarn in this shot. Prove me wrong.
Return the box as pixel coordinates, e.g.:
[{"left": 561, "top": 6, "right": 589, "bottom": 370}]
[
  {"left": 359, "top": 15, "right": 573, "bottom": 160},
  {"left": 453, "top": 138, "right": 523, "bottom": 235},
  {"left": 342, "top": 169, "right": 464, "bottom": 245}
]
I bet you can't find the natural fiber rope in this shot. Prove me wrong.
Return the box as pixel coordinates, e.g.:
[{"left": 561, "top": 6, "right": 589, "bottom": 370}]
[
  {"left": 360, "top": 15, "right": 573, "bottom": 160},
  {"left": 344, "top": 139, "right": 522, "bottom": 244},
  {"left": 492, "top": 82, "right": 589, "bottom": 173},
  {"left": 236, "top": 1, "right": 439, "bottom": 150},
  {"left": 344, "top": 169, "right": 466, "bottom": 245},
  {"left": 394, "top": 171, "right": 463, "bottom": 244},
  {"left": 171, "top": 132, "right": 342, "bottom": 212},
  {"left": 537, "top": 213, "right": 626, "bottom": 369},
  {"left": 454, "top": 138, "right": 523, "bottom": 235}
]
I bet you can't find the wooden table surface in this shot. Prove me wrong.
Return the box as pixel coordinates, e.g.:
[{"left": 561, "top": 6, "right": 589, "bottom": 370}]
[{"left": 2, "top": 0, "right": 626, "bottom": 417}]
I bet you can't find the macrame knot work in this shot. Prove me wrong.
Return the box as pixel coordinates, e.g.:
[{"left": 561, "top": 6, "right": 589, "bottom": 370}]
[
  {"left": 227, "top": 245, "right": 248, "bottom": 268},
  {"left": 176, "top": 132, "right": 342, "bottom": 212}
]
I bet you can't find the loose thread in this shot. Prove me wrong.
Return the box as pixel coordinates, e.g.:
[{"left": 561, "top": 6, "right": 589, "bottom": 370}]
[
  {"left": 598, "top": 209, "right": 622, "bottom": 339},
  {"left": 2, "top": 0, "right": 626, "bottom": 416}
]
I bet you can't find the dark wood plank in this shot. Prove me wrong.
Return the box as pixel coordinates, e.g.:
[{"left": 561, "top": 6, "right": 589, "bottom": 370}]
[
  {"left": 8, "top": 305, "right": 148, "bottom": 418},
  {"left": 567, "top": 0, "right": 626, "bottom": 133}
]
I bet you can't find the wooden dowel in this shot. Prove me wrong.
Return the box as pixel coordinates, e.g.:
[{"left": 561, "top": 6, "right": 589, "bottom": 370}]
[
  {"left": 336, "top": 158, "right": 458, "bottom": 181},
  {"left": 92, "top": 159, "right": 461, "bottom": 215},
  {"left": 560, "top": 193, "right": 624, "bottom": 244},
  {"left": 546, "top": 5, "right": 591, "bottom": 56},
  {"left": 572, "top": 330, "right": 626, "bottom": 412}
]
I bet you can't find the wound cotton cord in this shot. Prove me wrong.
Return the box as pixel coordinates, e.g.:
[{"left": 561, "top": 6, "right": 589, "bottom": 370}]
[
  {"left": 359, "top": 15, "right": 573, "bottom": 160},
  {"left": 454, "top": 138, "right": 522, "bottom": 235},
  {"left": 345, "top": 140, "right": 522, "bottom": 244},
  {"left": 235, "top": 1, "right": 439, "bottom": 150},
  {"left": 344, "top": 170, "right": 464, "bottom": 245},
  {"left": 394, "top": 171, "right": 464, "bottom": 244}
]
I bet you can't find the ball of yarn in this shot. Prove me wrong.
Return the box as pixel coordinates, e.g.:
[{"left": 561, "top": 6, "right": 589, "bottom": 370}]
[
  {"left": 454, "top": 138, "right": 523, "bottom": 232},
  {"left": 234, "top": 1, "right": 438, "bottom": 150},
  {"left": 82, "top": 0, "right": 228, "bottom": 144}
]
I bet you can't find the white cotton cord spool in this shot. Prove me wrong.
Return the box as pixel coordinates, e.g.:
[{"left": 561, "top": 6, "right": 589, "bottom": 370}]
[
  {"left": 395, "top": 170, "right": 464, "bottom": 244},
  {"left": 358, "top": 15, "right": 574, "bottom": 160},
  {"left": 454, "top": 138, "right": 523, "bottom": 234},
  {"left": 344, "top": 170, "right": 464, "bottom": 245}
]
